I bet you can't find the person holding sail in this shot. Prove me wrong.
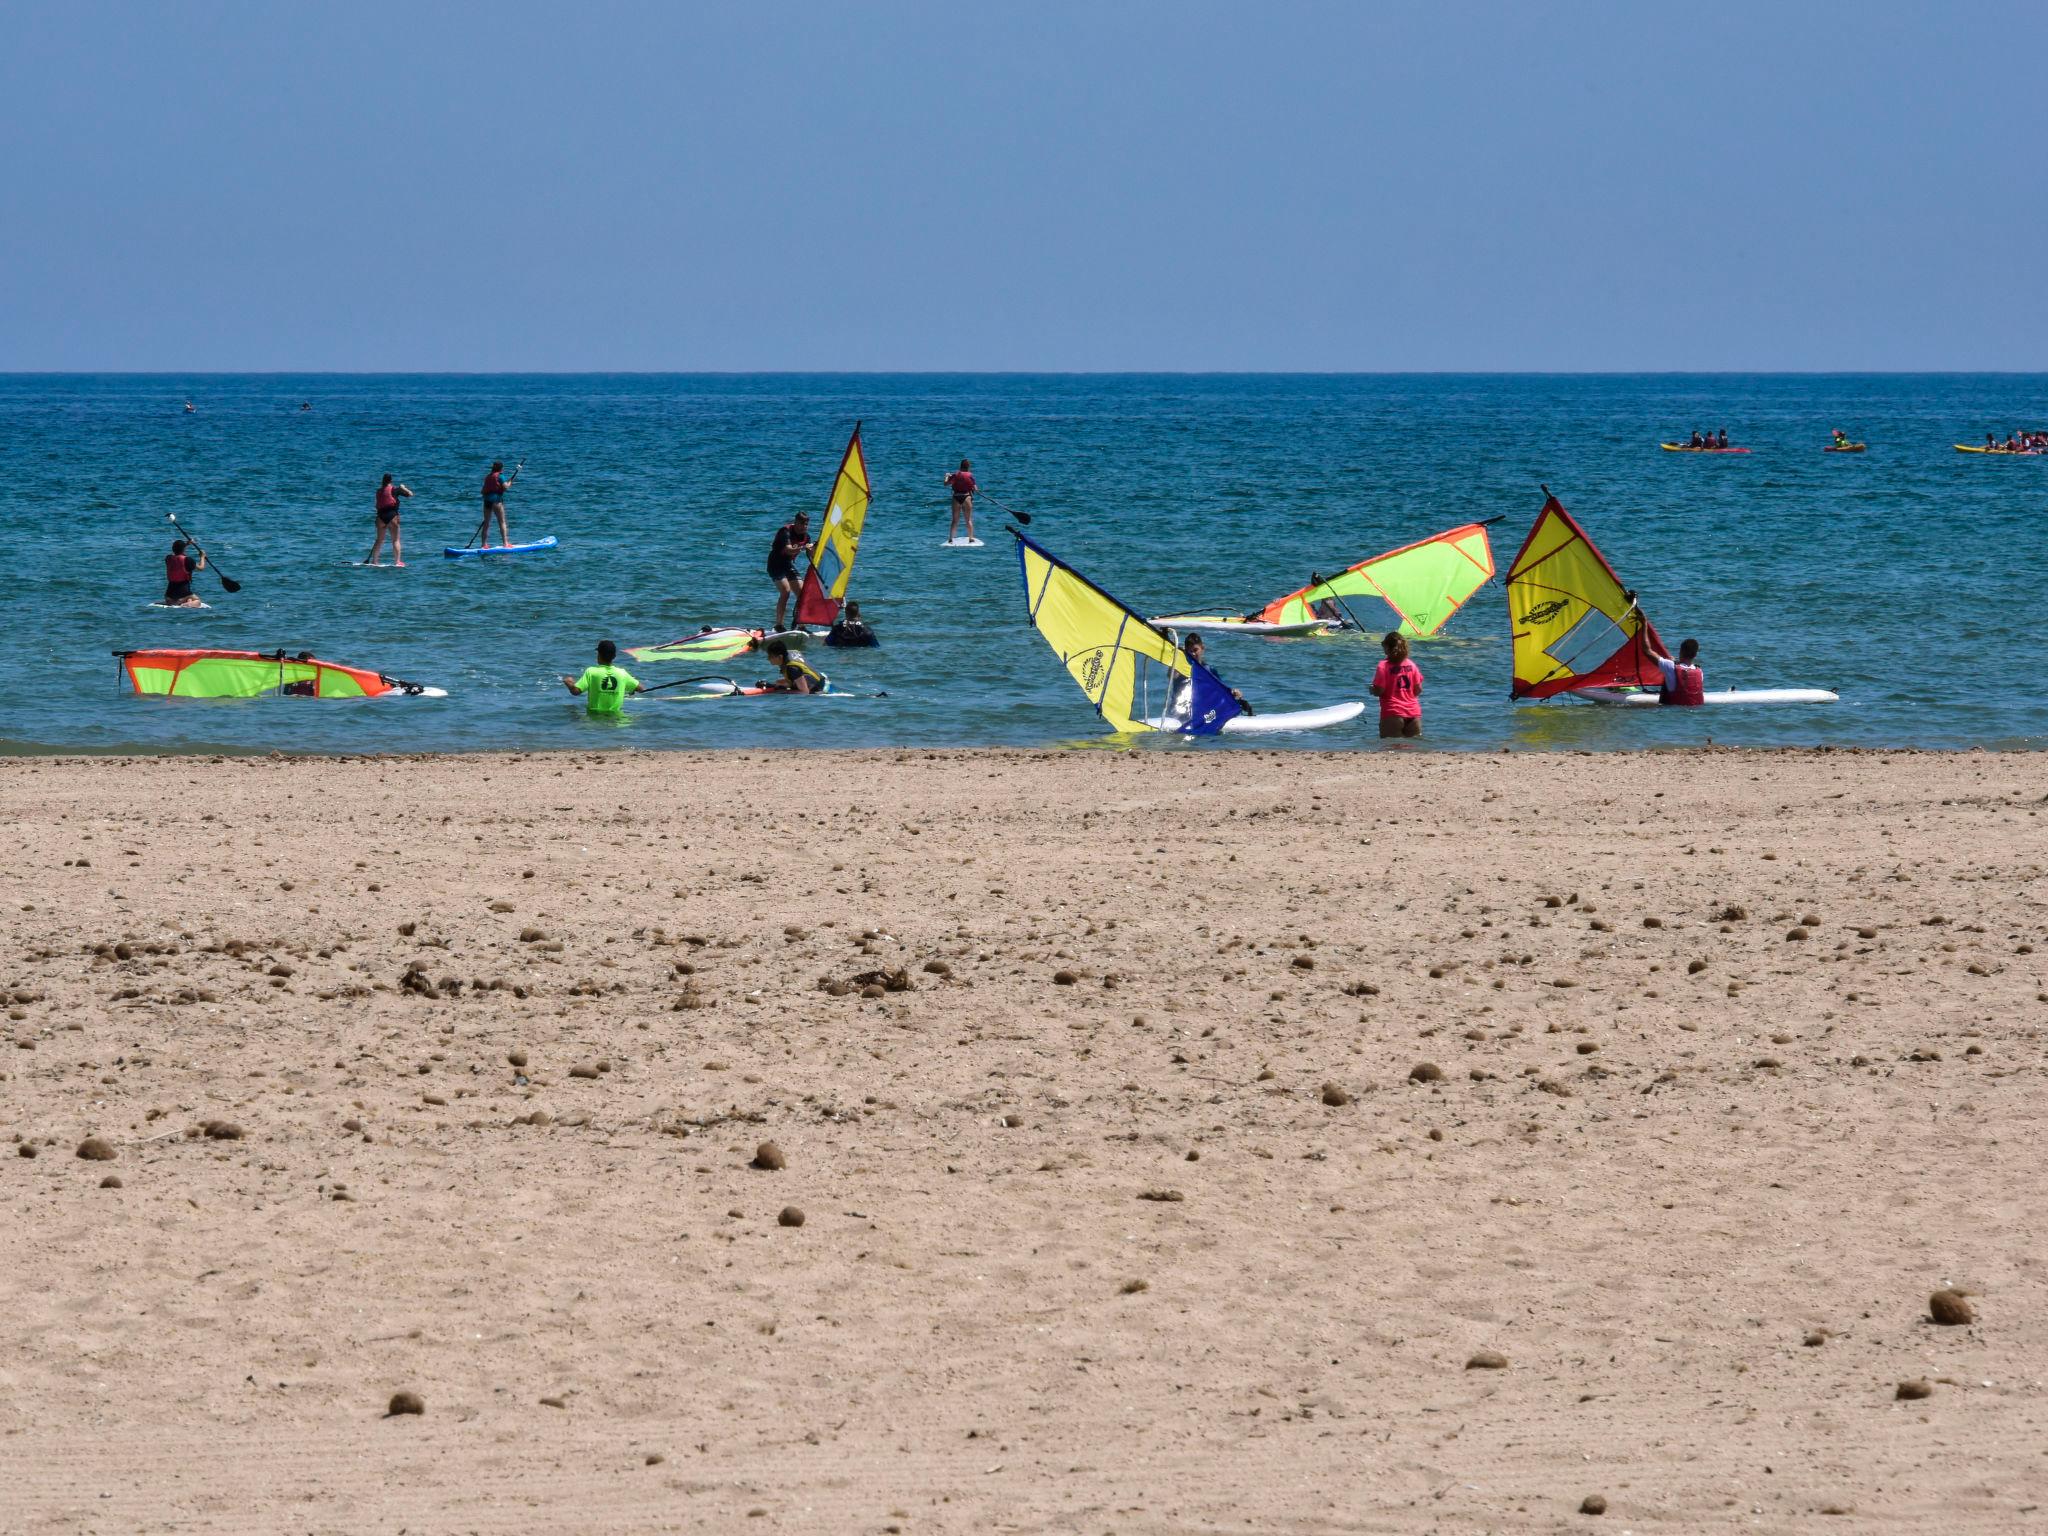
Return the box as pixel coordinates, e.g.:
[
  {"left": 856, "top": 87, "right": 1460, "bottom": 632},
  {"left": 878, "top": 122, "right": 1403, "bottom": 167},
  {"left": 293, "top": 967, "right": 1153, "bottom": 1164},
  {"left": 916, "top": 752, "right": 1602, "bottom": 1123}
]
[
  {"left": 1653, "top": 636, "right": 1706, "bottom": 706},
  {"left": 1175, "top": 633, "right": 1251, "bottom": 717}
]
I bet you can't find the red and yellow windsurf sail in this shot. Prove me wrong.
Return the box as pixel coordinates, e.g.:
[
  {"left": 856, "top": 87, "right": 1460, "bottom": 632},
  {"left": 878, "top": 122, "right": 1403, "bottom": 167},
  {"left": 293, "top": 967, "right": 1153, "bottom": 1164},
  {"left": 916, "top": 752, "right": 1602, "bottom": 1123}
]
[
  {"left": 1505, "top": 493, "right": 1664, "bottom": 699},
  {"left": 794, "top": 424, "right": 872, "bottom": 628},
  {"left": 1257, "top": 521, "right": 1495, "bottom": 637},
  {"left": 118, "top": 649, "right": 421, "bottom": 698}
]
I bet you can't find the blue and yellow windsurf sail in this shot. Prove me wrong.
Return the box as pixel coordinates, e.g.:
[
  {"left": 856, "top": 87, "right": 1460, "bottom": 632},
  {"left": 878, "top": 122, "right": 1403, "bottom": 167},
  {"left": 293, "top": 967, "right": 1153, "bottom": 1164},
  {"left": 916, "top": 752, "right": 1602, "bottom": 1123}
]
[{"left": 794, "top": 424, "right": 872, "bottom": 628}]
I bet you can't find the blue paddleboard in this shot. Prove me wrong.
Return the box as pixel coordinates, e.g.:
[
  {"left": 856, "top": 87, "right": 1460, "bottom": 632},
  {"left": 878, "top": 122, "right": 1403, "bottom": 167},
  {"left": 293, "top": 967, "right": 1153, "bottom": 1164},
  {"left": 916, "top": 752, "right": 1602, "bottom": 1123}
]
[{"left": 444, "top": 536, "right": 559, "bottom": 559}]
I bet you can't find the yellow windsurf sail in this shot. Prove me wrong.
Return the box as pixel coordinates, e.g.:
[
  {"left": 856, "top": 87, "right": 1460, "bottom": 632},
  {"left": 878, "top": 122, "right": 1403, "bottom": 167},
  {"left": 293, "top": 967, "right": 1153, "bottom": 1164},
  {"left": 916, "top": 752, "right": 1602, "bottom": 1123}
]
[
  {"left": 1013, "top": 531, "right": 1241, "bottom": 735},
  {"left": 1258, "top": 521, "right": 1496, "bottom": 637},
  {"left": 795, "top": 424, "right": 871, "bottom": 626},
  {"left": 1505, "top": 493, "right": 1665, "bottom": 699}
]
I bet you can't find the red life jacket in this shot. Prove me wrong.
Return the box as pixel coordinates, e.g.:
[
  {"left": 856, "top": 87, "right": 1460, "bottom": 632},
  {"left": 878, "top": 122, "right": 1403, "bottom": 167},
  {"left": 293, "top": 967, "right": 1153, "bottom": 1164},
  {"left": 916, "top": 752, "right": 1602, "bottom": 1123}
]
[{"left": 1660, "top": 663, "right": 1706, "bottom": 707}]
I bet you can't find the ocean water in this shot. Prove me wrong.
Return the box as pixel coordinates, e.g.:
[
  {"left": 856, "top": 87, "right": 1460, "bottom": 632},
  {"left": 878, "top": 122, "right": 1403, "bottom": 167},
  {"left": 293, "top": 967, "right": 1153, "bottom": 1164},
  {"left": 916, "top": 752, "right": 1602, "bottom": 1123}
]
[{"left": 2, "top": 373, "right": 2043, "bottom": 755}]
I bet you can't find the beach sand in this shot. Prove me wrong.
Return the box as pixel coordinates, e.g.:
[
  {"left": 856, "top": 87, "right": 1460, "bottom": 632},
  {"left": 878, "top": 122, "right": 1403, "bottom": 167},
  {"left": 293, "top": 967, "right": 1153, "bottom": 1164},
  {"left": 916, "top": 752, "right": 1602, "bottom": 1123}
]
[{"left": 1, "top": 747, "right": 2041, "bottom": 1533}]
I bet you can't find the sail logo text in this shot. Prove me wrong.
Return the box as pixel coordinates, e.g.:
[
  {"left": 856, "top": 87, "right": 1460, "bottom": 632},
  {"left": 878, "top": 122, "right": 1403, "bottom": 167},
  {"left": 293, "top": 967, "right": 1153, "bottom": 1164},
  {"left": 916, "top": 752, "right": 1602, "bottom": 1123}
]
[{"left": 1520, "top": 599, "right": 1571, "bottom": 624}]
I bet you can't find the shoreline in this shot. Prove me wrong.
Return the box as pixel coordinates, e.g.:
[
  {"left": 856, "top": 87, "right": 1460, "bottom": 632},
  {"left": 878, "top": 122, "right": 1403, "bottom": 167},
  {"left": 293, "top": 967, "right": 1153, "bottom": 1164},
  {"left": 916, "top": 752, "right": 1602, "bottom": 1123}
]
[{"left": 4, "top": 748, "right": 2041, "bottom": 1531}]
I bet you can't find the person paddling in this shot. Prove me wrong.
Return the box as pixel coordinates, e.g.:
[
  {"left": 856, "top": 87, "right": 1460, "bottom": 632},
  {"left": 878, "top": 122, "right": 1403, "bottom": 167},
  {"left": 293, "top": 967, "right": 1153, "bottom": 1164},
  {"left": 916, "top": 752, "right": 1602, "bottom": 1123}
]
[
  {"left": 562, "top": 639, "right": 641, "bottom": 716},
  {"left": 1716, "top": 428, "right": 1730, "bottom": 449},
  {"left": 1654, "top": 637, "right": 1706, "bottom": 706},
  {"left": 768, "top": 511, "right": 811, "bottom": 632},
  {"left": 480, "top": 461, "right": 514, "bottom": 547},
  {"left": 1372, "top": 631, "right": 1424, "bottom": 739},
  {"left": 944, "top": 458, "right": 978, "bottom": 542},
  {"left": 825, "top": 599, "right": 879, "bottom": 648},
  {"left": 761, "top": 638, "right": 827, "bottom": 694},
  {"left": 161, "top": 538, "right": 207, "bottom": 607},
  {"left": 365, "top": 473, "right": 413, "bottom": 566},
  {"left": 1688, "top": 430, "right": 1705, "bottom": 449}
]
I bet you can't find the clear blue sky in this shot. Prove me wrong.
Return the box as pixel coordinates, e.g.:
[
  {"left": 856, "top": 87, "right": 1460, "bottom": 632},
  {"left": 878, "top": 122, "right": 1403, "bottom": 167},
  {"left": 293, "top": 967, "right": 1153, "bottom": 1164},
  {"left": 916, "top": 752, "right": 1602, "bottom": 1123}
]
[{"left": 2, "top": 2, "right": 2041, "bottom": 371}]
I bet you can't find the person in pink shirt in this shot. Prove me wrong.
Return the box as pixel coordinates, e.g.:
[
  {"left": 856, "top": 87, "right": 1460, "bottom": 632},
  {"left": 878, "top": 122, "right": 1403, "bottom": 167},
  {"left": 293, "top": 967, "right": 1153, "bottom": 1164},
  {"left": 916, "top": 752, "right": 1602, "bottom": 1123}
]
[
  {"left": 1371, "top": 631, "right": 1423, "bottom": 739},
  {"left": 943, "top": 459, "right": 978, "bottom": 542}
]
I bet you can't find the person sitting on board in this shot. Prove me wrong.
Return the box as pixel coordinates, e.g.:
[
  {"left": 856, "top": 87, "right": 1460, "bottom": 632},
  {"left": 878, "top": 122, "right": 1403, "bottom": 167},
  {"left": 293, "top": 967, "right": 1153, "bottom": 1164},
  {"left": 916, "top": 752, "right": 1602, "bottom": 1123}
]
[
  {"left": 561, "top": 639, "right": 641, "bottom": 716},
  {"left": 825, "top": 599, "right": 879, "bottom": 648},
  {"left": 1175, "top": 633, "right": 1250, "bottom": 717},
  {"left": 768, "top": 511, "right": 811, "bottom": 632},
  {"left": 760, "top": 638, "right": 827, "bottom": 694},
  {"left": 1716, "top": 428, "right": 1730, "bottom": 449},
  {"left": 1688, "top": 430, "right": 1705, "bottom": 449},
  {"left": 480, "top": 461, "right": 512, "bottom": 547},
  {"left": 1371, "top": 631, "right": 1423, "bottom": 739},
  {"left": 365, "top": 473, "right": 413, "bottom": 567},
  {"left": 943, "top": 458, "right": 978, "bottom": 543},
  {"left": 1654, "top": 637, "right": 1706, "bottom": 707},
  {"left": 162, "top": 538, "right": 206, "bottom": 607},
  {"left": 1832, "top": 429, "right": 1850, "bottom": 448}
]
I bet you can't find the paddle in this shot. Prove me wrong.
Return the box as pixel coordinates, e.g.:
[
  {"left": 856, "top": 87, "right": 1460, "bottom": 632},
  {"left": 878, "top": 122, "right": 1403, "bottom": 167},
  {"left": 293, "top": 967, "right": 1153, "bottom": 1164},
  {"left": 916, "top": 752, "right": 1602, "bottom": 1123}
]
[
  {"left": 975, "top": 492, "right": 1030, "bottom": 525},
  {"left": 165, "top": 514, "right": 241, "bottom": 593},
  {"left": 466, "top": 458, "right": 523, "bottom": 549}
]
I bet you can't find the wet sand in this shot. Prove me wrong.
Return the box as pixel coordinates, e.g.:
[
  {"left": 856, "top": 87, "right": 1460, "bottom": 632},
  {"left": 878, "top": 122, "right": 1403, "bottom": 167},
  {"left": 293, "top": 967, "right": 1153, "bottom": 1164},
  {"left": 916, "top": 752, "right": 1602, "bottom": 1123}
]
[{"left": 1, "top": 747, "right": 2042, "bottom": 1532}]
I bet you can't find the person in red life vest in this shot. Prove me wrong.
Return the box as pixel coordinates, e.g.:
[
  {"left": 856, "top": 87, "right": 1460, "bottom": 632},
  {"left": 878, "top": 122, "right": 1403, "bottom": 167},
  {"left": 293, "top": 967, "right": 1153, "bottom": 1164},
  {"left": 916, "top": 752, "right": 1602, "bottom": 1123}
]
[
  {"left": 364, "top": 472, "right": 413, "bottom": 567},
  {"left": 162, "top": 538, "right": 207, "bottom": 607},
  {"left": 768, "top": 510, "right": 811, "bottom": 632},
  {"left": 943, "top": 458, "right": 978, "bottom": 543},
  {"left": 1371, "top": 631, "right": 1423, "bottom": 739},
  {"left": 1655, "top": 637, "right": 1706, "bottom": 706},
  {"left": 480, "top": 461, "right": 513, "bottom": 547}
]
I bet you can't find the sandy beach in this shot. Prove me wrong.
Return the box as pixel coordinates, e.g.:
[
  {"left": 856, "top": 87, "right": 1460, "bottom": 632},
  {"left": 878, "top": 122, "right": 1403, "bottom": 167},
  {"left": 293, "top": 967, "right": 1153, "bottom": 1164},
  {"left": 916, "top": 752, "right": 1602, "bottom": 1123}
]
[{"left": 1, "top": 746, "right": 2042, "bottom": 1533}]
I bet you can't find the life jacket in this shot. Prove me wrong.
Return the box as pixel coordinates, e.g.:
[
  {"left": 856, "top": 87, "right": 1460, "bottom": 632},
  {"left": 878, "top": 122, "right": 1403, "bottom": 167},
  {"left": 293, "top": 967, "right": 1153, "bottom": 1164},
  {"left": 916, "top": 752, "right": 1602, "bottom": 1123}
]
[
  {"left": 779, "top": 655, "right": 827, "bottom": 691},
  {"left": 376, "top": 484, "right": 399, "bottom": 512},
  {"left": 1660, "top": 662, "right": 1706, "bottom": 707}
]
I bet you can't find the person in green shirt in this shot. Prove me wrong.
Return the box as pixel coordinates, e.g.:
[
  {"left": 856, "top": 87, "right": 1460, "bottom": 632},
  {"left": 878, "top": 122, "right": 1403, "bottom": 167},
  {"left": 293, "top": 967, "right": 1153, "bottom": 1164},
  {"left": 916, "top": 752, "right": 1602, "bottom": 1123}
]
[{"left": 561, "top": 640, "right": 642, "bottom": 715}]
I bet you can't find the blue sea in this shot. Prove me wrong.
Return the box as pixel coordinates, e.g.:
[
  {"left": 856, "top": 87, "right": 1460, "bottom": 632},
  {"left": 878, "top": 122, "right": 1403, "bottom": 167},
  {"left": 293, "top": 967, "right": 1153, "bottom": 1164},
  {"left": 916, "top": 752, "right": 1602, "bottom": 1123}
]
[{"left": 2, "top": 373, "right": 2043, "bottom": 755}]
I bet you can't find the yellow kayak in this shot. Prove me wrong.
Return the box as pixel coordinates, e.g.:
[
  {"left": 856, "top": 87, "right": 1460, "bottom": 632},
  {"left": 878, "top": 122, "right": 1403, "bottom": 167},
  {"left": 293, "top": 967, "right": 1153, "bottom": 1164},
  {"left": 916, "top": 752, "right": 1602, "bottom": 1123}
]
[
  {"left": 1956, "top": 444, "right": 2043, "bottom": 455},
  {"left": 1660, "top": 442, "right": 1750, "bottom": 454}
]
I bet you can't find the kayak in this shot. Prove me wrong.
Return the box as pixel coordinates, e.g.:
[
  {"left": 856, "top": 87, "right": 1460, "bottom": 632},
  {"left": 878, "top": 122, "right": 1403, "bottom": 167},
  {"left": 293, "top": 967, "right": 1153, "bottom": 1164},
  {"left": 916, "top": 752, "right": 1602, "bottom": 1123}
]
[
  {"left": 444, "top": 536, "right": 559, "bottom": 558},
  {"left": 1571, "top": 686, "right": 1839, "bottom": 707},
  {"left": 1152, "top": 614, "right": 1335, "bottom": 638},
  {"left": 1143, "top": 701, "right": 1365, "bottom": 735},
  {"left": 1660, "top": 444, "right": 1751, "bottom": 454},
  {"left": 1823, "top": 444, "right": 1867, "bottom": 453},
  {"left": 627, "top": 626, "right": 807, "bottom": 664},
  {"left": 1955, "top": 444, "right": 2043, "bottom": 455}
]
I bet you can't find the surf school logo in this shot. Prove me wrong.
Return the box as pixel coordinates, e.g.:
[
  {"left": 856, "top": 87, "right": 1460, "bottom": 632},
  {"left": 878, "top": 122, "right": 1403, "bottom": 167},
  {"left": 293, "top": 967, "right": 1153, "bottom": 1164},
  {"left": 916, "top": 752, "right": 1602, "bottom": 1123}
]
[
  {"left": 1079, "top": 654, "right": 1105, "bottom": 690},
  {"left": 1520, "top": 599, "right": 1570, "bottom": 624}
]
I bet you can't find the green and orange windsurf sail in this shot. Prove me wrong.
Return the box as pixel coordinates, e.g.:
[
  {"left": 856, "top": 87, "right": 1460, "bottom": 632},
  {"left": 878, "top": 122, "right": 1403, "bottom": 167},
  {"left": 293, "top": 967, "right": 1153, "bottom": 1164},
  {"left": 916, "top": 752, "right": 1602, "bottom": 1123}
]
[
  {"left": 1257, "top": 521, "right": 1497, "bottom": 637},
  {"left": 793, "top": 423, "right": 873, "bottom": 628},
  {"left": 116, "top": 649, "right": 441, "bottom": 698},
  {"left": 1504, "top": 493, "right": 1664, "bottom": 699}
]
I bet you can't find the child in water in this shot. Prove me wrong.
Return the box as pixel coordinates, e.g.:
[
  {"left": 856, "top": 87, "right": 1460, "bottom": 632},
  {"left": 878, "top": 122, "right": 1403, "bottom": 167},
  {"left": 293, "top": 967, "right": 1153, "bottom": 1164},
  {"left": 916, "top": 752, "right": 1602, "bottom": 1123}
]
[{"left": 1371, "top": 631, "right": 1422, "bottom": 739}]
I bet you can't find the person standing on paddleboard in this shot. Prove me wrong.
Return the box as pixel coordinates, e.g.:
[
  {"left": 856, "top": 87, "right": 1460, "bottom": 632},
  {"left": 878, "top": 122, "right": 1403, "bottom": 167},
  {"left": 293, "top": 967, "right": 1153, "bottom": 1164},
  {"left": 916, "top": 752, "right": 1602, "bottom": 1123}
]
[
  {"left": 161, "top": 538, "right": 207, "bottom": 607},
  {"left": 1372, "top": 631, "right": 1423, "bottom": 739},
  {"left": 562, "top": 640, "right": 641, "bottom": 716},
  {"left": 944, "top": 459, "right": 978, "bottom": 543},
  {"left": 768, "top": 510, "right": 810, "bottom": 632},
  {"left": 480, "top": 461, "right": 513, "bottom": 548},
  {"left": 365, "top": 473, "right": 413, "bottom": 567},
  {"left": 1653, "top": 637, "right": 1705, "bottom": 706}
]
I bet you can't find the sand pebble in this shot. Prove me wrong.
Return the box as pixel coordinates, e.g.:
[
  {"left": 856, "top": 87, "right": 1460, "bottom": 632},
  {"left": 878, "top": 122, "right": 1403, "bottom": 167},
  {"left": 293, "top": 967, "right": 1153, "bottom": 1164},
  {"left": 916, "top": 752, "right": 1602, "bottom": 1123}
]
[
  {"left": 1137, "top": 1188, "right": 1184, "bottom": 1202},
  {"left": 1120, "top": 1278, "right": 1149, "bottom": 1294},
  {"left": 752, "top": 1141, "right": 786, "bottom": 1171},
  {"left": 1053, "top": 970, "right": 1077, "bottom": 986},
  {"left": 203, "top": 1120, "right": 244, "bottom": 1141},
  {"left": 75, "top": 1136, "right": 116, "bottom": 1161},
  {"left": 569, "top": 1065, "right": 600, "bottom": 1080},
  {"left": 1929, "top": 1288, "right": 1975, "bottom": 1326},
  {"left": 1409, "top": 1062, "right": 1444, "bottom": 1083},
  {"left": 1895, "top": 1378, "right": 1932, "bottom": 1400},
  {"left": 1319, "top": 1082, "right": 1350, "bottom": 1106},
  {"left": 1466, "top": 1349, "right": 1508, "bottom": 1370},
  {"left": 99, "top": 1174, "right": 122, "bottom": 1189},
  {"left": 923, "top": 959, "right": 951, "bottom": 976},
  {"left": 507, "top": 1049, "right": 528, "bottom": 1068},
  {"left": 777, "top": 1205, "right": 805, "bottom": 1227},
  {"left": 1580, "top": 1494, "right": 1607, "bottom": 1515},
  {"left": 16, "top": 1143, "right": 35, "bottom": 1159},
  {"left": 386, "top": 1390, "right": 425, "bottom": 1416}
]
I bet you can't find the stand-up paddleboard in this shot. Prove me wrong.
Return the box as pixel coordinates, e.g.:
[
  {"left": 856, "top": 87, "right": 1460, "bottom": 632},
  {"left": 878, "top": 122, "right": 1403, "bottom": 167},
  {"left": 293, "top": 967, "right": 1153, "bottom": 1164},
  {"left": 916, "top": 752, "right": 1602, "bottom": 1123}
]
[
  {"left": 444, "top": 536, "right": 559, "bottom": 558},
  {"left": 941, "top": 537, "right": 985, "bottom": 549},
  {"left": 1144, "top": 701, "right": 1365, "bottom": 735},
  {"left": 1154, "top": 614, "right": 1334, "bottom": 638},
  {"left": 146, "top": 600, "right": 212, "bottom": 612},
  {"left": 1571, "top": 686, "right": 1839, "bottom": 707},
  {"left": 1659, "top": 443, "right": 1751, "bottom": 454}
]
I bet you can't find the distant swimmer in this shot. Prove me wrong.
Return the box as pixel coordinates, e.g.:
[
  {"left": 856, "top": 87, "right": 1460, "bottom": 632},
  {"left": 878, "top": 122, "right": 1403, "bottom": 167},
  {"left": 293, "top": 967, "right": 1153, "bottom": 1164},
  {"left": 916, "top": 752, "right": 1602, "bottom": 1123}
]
[
  {"left": 365, "top": 473, "right": 413, "bottom": 566},
  {"left": 825, "top": 599, "right": 879, "bottom": 648},
  {"left": 1654, "top": 636, "right": 1706, "bottom": 707},
  {"left": 300, "top": 402, "right": 311, "bottom": 411},
  {"left": 562, "top": 639, "right": 641, "bottom": 716},
  {"left": 480, "top": 460, "right": 514, "bottom": 547},
  {"left": 1372, "top": 631, "right": 1423, "bottom": 739},
  {"left": 768, "top": 510, "right": 811, "bottom": 632},
  {"left": 1176, "top": 633, "right": 1251, "bottom": 717},
  {"left": 944, "top": 459, "right": 978, "bottom": 543},
  {"left": 761, "top": 638, "right": 827, "bottom": 694},
  {"left": 183, "top": 401, "right": 195, "bottom": 414},
  {"left": 161, "top": 538, "right": 207, "bottom": 607}
]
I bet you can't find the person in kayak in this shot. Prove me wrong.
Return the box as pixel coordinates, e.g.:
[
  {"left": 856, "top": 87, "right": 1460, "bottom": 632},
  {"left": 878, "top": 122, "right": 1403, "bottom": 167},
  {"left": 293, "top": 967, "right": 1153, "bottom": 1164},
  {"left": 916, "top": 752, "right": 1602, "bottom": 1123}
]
[
  {"left": 561, "top": 639, "right": 642, "bottom": 716},
  {"left": 768, "top": 511, "right": 811, "bottom": 631},
  {"left": 1654, "top": 637, "right": 1706, "bottom": 706},
  {"left": 1716, "top": 428, "right": 1730, "bottom": 449},
  {"left": 1688, "top": 430, "right": 1705, "bottom": 449},
  {"left": 760, "top": 638, "right": 827, "bottom": 694},
  {"left": 1175, "top": 633, "right": 1251, "bottom": 718},
  {"left": 365, "top": 473, "right": 413, "bottom": 566},
  {"left": 1371, "top": 631, "right": 1423, "bottom": 739},
  {"left": 1831, "top": 429, "right": 1851, "bottom": 448},
  {"left": 162, "top": 539, "right": 207, "bottom": 607},
  {"left": 480, "top": 461, "right": 513, "bottom": 547},
  {"left": 944, "top": 458, "right": 978, "bottom": 542},
  {"left": 825, "top": 599, "right": 879, "bottom": 648}
]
